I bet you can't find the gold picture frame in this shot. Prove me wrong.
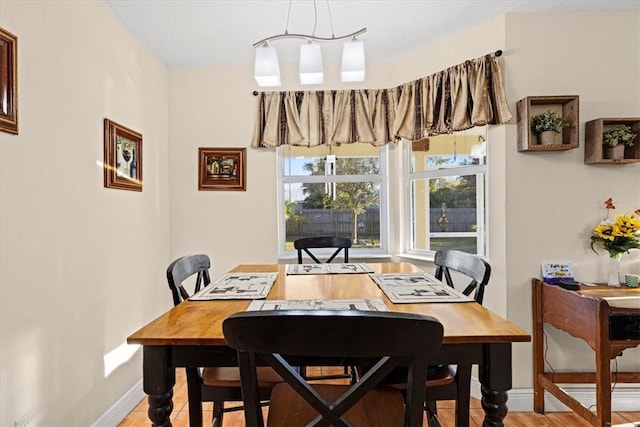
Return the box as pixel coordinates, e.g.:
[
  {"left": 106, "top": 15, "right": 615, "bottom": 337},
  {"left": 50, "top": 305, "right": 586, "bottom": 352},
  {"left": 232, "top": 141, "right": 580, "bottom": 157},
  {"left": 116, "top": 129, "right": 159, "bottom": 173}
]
[
  {"left": 0, "top": 27, "right": 18, "bottom": 135},
  {"left": 103, "top": 118, "right": 143, "bottom": 191},
  {"left": 198, "top": 147, "right": 246, "bottom": 191}
]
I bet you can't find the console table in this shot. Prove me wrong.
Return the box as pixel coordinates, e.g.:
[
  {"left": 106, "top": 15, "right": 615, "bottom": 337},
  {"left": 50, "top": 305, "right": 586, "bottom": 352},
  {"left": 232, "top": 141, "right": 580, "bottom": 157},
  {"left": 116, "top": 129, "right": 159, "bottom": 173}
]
[{"left": 532, "top": 278, "right": 640, "bottom": 426}]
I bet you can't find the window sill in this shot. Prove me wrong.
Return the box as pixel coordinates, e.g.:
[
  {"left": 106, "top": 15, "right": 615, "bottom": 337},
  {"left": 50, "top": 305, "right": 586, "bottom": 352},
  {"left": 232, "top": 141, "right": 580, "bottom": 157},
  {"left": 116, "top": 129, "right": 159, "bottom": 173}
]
[{"left": 397, "top": 253, "right": 436, "bottom": 263}]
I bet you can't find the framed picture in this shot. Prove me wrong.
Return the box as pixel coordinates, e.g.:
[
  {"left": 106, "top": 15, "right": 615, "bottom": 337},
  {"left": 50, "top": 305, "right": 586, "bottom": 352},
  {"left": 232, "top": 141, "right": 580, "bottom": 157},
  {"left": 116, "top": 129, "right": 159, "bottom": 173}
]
[
  {"left": 198, "top": 147, "right": 246, "bottom": 191},
  {"left": 0, "top": 27, "right": 18, "bottom": 135},
  {"left": 103, "top": 118, "right": 143, "bottom": 192}
]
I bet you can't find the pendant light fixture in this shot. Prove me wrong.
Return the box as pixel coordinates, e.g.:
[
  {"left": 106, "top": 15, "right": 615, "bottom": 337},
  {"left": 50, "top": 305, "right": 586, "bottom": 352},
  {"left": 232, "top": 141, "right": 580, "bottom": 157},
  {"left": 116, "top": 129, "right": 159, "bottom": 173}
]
[
  {"left": 254, "top": 42, "right": 281, "bottom": 87},
  {"left": 299, "top": 42, "right": 324, "bottom": 84},
  {"left": 341, "top": 38, "right": 365, "bottom": 82},
  {"left": 253, "top": 0, "right": 366, "bottom": 87}
]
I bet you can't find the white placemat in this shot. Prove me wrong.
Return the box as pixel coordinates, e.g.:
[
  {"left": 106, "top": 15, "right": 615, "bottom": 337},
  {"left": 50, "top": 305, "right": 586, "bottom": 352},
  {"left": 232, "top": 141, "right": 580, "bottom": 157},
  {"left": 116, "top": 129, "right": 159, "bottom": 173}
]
[
  {"left": 286, "top": 263, "right": 374, "bottom": 275},
  {"left": 369, "top": 273, "right": 473, "bottom": 303},
  {"left": 246, "top": 298, "right": 388, "bottom": 311},
  {"left": 190, "top": 273, "right": 277, "bottom": 300}
]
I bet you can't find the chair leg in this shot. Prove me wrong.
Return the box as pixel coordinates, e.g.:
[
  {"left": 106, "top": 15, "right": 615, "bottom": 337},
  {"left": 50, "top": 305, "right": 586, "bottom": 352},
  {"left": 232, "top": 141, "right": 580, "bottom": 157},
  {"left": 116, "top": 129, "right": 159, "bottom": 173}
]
[
  {"left": 211, "top": 400, "right": 224, "bottom": 427},
  {"left": 425, "top": 400, "right": 441, "bottom": 427},
  {"left": 185, "top": 369, "right": 203, "bottom": 427},
  {"left": 454, "top": 365, "right": 472, "bottom": 427}
]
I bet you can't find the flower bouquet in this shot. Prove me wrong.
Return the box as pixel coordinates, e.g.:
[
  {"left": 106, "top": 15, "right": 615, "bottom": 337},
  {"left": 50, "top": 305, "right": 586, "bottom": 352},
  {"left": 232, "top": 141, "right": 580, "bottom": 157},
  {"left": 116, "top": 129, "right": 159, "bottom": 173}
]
[{"left": 590, "top": 198, "right": 640, "bottom": 286}]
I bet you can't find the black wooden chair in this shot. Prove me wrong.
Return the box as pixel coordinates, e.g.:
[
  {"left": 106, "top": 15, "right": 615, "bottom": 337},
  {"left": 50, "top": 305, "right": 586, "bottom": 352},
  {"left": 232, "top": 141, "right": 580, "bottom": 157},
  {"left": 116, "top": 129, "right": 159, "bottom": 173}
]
[
  {"left": 361, "top": 250, "right": 491, "bottom": 426},
  {"left": 425, "top": 249, "right": 491, "bottom": 427},
  {"left": 294, "top": 236, "right": 351, "bottom": 264},
  {"left": 293, "top": 236, "right": 354, "bottom": 381},
  {"left": 166, "top": 254, "right": 282, "bottom": 427},
  {"left": 434, "top": 249, "right": 491, "bottom": 305},
  {"left": 223, "top": 310, "right": 444, "bottom": 427}
]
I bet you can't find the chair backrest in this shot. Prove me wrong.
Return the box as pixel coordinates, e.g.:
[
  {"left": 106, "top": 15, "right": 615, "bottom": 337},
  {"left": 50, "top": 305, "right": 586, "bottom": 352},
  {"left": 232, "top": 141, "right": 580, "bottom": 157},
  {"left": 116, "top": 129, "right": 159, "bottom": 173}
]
[
  {"left": 166, "top": 254, "right": 211, "bottom": 306},
  {"left": 223, "top": 310, "right": 443, "bottom": 427},
  {"left": 434, "top": 250, "right": 491, "bottom": 304},
  {"left": 294, "top": 236, "right": 352, "bottom": 264}
]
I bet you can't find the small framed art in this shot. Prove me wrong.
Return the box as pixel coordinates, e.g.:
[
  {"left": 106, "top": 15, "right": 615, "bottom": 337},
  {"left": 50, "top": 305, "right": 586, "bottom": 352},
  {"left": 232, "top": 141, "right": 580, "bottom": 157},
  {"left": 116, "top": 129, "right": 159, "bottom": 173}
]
[
  {"left": 198, "top": 147, "right": 246, "bottom": 191},
  {"left": 0, "top": 27, "right": 18, "bottom": 135},
  {"left": 103, "top": 118, "right": 142, "bottom": 191}
]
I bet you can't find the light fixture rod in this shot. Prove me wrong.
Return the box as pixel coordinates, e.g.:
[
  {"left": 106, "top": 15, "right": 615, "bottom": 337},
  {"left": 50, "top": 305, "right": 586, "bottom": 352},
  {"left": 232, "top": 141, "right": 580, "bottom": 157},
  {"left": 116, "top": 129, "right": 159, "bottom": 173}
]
[{"left": 253, "top": 27, "right": 367, "bottom": 48}]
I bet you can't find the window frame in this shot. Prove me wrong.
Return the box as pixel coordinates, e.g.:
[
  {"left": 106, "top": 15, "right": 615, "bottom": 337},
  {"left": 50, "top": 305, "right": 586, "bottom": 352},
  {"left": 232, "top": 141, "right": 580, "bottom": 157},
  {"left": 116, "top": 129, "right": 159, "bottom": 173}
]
[
  {"left": 403, "top": 137, "right": 488, "bottom": 258},
  {"left": 277, "top": 145, "right": 389, "bottom": 259}
]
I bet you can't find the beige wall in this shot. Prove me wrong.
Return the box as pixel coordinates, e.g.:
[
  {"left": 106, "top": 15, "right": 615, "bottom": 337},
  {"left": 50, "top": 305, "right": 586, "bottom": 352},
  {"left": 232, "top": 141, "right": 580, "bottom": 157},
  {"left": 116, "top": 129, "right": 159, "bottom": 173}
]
[
  {"left": 1, "top": 3, "right": 638, "bottom": 425},
  {"left": 503, "top": 10, "right": 640, "bottom": 386},
  {"left": 0, "top": 1, "right": 170, "bottom": 425}
]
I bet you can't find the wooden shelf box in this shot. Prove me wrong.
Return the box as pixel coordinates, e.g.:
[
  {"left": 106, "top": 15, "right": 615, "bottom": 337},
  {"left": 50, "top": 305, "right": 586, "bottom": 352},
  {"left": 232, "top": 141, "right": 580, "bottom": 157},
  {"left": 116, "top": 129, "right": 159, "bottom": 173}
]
[
  {"left": 517, "top": 95, "right": 579, "bottom": 152},
  {"left": 584, "top": 118, "right": 640, "bottom": 164}
]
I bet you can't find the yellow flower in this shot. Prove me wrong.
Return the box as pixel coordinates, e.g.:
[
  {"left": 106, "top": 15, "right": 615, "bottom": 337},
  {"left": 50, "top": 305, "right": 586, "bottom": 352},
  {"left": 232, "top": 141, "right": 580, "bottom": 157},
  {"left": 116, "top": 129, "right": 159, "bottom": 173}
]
[
  {"left": 591, "top": 199, "right": 640, "bottom": 256},
  {"left": 594, "top": 224, "right": 615, "bottom": 241},
  {"left": 611, "top": 224, "right": 625, "bottom": 237},
  {"left": 616, "top": 215, "right": 640, "bottom": 232}
]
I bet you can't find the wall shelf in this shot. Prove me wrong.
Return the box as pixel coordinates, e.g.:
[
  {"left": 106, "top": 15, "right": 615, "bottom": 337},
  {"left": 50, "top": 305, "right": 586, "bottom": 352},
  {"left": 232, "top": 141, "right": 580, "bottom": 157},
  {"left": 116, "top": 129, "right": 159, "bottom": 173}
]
[
  {"left": 584, "top": 118, "right": 640, "bottom": 164},
  {"left": 516, "top": 95, "right": 579, "bottom": 152}
]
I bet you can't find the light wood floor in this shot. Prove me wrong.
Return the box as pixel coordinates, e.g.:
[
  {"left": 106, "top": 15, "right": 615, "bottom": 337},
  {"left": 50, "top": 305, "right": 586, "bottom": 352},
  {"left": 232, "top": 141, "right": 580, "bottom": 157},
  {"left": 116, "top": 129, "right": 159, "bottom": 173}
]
[{"left": 119, "top": 368, "right": 640, "bottom": 427}]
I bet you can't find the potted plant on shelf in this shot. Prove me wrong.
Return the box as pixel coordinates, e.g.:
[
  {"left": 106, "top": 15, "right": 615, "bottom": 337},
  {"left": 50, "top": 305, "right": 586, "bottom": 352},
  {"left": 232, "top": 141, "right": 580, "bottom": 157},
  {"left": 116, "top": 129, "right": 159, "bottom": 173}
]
[
  {"left": 603, "top": 124, "right": 636, "bottom": 160},
  {"left": 531, "top": 110, "right": 569, "bottom": 145}
]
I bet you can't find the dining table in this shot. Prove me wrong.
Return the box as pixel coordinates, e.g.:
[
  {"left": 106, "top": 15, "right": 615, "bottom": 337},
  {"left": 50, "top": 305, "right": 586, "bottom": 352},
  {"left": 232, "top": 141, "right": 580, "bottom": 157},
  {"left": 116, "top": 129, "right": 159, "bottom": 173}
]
[{"left": 127, "top": 262, "right": 531, "bottom": 427}]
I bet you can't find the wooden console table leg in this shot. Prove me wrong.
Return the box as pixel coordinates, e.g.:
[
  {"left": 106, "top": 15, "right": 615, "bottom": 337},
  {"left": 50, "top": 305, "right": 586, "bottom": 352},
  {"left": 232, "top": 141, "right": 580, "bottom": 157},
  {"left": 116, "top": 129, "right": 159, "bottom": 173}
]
[
  {"left": 479, "top": 343, "right": 512, "bottom": 427},
  {"left": 143, "top": 345, "right": 175, "bottom": 427},
  {"left": 595, "top": 327, "right": 612, "bottom": 427},
  {"left": 532, "top": 279, "right": 545, "bottom": 413}
]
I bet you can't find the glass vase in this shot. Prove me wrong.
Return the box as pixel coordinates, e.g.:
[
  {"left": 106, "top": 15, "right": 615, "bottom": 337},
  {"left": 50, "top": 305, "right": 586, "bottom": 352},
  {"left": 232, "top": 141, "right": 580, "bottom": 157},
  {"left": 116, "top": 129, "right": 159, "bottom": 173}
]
[{"left": 607, "top": 253, "right": 622, "bottom": 287}]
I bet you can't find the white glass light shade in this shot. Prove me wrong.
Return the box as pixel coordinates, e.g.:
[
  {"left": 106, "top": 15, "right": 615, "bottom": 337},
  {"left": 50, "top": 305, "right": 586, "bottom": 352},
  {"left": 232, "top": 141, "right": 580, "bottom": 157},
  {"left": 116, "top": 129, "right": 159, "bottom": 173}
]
[
  {"left": 341, "top": 39, "right": 365, "bottom": 82},
  {"left": 254, "top": 45, "right": 281, "bottom": 87},
  {"left": 299, "top": 43, "right": 323, "bottom": 85}
]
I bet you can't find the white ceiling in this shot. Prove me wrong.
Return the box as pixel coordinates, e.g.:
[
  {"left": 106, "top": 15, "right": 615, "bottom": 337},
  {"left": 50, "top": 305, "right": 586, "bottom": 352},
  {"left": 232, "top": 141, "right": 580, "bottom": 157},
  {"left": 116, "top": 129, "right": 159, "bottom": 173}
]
[{"left": 106, "top": 0, "right": 639, "bottom": 67}]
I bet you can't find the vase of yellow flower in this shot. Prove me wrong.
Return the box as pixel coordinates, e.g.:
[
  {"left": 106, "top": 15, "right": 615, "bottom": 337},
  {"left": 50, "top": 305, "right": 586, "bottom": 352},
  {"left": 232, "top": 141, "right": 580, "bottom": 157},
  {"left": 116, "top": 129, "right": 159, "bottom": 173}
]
[
  {"left": 591, "top": 198, "right": 640, "bottom": 287},
  {"left": 607, "top": 253, "right": 622, "bottom": 287}
]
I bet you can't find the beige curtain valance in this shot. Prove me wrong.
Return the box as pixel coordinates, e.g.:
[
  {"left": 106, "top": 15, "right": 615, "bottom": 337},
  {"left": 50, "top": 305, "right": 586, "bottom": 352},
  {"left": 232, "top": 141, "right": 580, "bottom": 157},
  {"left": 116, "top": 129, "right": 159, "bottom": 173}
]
[{"left": 251, "top": 52, "right": 511, "bottom": 148}]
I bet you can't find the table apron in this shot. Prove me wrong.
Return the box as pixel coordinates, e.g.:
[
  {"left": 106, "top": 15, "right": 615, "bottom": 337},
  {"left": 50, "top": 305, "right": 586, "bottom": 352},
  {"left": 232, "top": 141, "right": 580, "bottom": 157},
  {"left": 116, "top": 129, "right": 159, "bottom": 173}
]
[{"left": 164, "top": 342, "right": 500, "bottom": 371}]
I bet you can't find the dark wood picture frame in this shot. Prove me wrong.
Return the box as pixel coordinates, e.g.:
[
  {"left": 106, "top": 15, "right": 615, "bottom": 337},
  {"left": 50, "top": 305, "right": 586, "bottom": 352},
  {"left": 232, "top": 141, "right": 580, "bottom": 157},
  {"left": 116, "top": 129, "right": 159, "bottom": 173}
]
[
  {"left": 104, "top": 118, "right": 143, "bottom": 192},
  {"left": 198, "top": 147, "right": 246, "bottom": 191},
  {"left": 0, "top": 27, "right": 18, "bottom": 135}
]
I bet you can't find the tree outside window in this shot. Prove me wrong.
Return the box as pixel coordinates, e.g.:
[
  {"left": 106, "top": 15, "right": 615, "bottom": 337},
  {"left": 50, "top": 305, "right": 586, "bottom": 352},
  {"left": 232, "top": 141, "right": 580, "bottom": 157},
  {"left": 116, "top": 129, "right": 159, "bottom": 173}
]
[{"left": 280, "top": 144, "right": 385, "bottom": 252}]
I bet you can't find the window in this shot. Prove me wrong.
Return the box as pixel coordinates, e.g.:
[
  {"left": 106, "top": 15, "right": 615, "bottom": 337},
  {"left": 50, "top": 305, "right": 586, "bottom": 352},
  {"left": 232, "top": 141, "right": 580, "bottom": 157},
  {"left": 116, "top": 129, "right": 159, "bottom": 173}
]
[
  {"left": 279, "top": 144, "right": 387, "bottom": 257},
  {"left": 405, "top": 129, "right": 487, "bottom": 256}
]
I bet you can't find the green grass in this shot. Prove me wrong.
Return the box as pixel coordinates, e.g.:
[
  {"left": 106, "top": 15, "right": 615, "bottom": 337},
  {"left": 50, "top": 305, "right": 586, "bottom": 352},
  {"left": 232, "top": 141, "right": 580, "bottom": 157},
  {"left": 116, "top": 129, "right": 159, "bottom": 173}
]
[{"left": 429, "top": 237, "right": 477, "bottom": 254}]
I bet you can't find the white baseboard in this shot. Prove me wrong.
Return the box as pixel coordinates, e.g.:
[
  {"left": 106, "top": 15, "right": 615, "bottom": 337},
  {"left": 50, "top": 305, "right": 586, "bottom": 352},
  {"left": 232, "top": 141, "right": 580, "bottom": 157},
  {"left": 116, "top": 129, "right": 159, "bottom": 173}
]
[
  {"left": 471, "top": 377, "right": 640, "bottom": 412},
  {"left": 91, "top": 379, "right": 144, "bottom": 427}
]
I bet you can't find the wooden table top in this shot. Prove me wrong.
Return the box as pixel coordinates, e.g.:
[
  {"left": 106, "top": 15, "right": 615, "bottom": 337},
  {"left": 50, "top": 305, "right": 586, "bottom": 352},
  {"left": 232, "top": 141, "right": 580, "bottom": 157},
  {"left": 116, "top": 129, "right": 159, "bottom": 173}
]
[
  {"left": 577, "top": 284, "right": 640, "bottom": 310},
  {"left": 128, "top": 262, "right": 531, "bottom": 346}
]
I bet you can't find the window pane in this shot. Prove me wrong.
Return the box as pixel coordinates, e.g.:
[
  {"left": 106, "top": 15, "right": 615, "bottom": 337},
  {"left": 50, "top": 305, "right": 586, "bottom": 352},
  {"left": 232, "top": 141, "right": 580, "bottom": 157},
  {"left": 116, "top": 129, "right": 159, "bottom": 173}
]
[
  {"left": 408, "top": 128, "right": 487, "bottom": 256},
  {"left": 282, "top": 143, "right": 383, "bottom": 252},
  {"left": 284, "top": 144, "right": 380, "bottom": 176},
  {"left": 411, "top": 174, "right": 484, "bottom": 253},
  {"left": 284, "top": 182, "right": 381, "bottom": 249},
  {"left": 284, "top": 153, "right": 326, "bottom": 177},
  {"left": 411, "top": 133, "right": 486, "bottom": 173}
]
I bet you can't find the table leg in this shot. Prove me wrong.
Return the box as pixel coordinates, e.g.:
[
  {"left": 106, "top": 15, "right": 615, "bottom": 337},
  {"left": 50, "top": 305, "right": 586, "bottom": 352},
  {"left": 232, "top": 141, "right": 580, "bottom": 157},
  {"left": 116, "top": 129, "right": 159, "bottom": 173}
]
[
  {"left": 143, "top": 345, "right": 175, "bottom": 427},
  {"left": 479, "top": 343, "right": 512, "bottom": 427},
  {"left": 532, "top": 279, "right": 545, "bottom": 414},
  {"left": 595, "top": 340, "right": 612, "bottom": 427}
]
